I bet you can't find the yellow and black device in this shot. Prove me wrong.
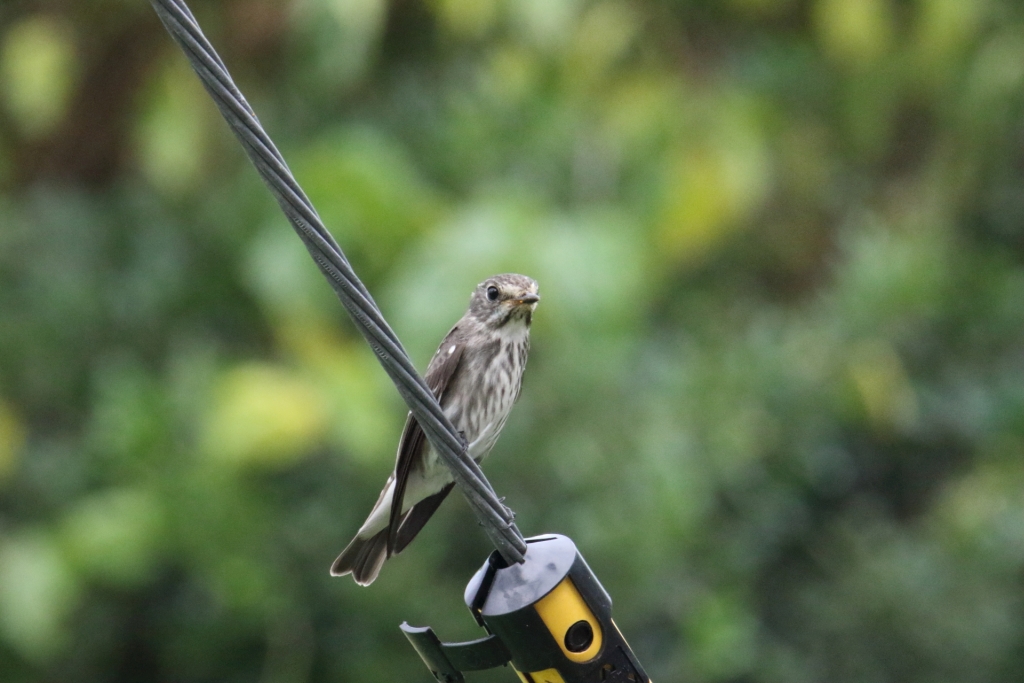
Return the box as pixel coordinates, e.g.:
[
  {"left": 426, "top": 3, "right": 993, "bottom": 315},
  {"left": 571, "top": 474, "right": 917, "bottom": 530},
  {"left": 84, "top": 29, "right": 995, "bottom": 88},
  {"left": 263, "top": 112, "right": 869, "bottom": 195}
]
[{"left": 401, "top": 534, "right": 650, "bottom": 683}]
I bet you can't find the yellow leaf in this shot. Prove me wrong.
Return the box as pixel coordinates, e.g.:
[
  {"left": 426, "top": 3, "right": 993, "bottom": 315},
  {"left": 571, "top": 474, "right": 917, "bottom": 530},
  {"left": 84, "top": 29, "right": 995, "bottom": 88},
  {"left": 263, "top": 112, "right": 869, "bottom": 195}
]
[
  {"left": 0, "top": 16, "right": 78, "bottom": 139},
  {"left": 203, "top": 364, "right": 329, "bottom": 468}
]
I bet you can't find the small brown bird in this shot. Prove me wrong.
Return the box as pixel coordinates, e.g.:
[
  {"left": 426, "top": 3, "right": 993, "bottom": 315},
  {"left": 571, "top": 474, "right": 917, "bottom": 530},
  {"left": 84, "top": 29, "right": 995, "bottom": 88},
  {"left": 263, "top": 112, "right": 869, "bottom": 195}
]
[{"left": 331, "top": 273, "right": 540, "bottom": 585}]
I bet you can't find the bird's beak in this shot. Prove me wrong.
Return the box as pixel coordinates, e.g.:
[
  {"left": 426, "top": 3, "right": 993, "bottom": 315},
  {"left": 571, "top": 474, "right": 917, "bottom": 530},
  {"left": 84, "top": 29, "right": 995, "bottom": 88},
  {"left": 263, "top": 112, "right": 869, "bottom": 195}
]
[{"left": 513, "top": 293, "right": 540, "bottom": 306}]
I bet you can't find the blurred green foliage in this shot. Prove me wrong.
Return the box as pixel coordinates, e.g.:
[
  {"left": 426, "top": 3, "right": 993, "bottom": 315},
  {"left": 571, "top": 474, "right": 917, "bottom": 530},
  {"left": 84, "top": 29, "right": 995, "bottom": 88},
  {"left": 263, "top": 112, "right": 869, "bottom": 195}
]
[{"left": 1, "top": 0, "right": 1024, "bottom": 681}]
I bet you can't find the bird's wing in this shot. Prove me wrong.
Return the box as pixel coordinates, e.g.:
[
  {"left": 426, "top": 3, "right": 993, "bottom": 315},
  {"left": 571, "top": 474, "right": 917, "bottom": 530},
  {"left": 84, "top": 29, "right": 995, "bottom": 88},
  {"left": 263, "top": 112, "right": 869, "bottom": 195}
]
[
  {"left": 387, "top": 325, "right": 465, "bottom": 555},
  {"left": 393, "top": 482, "right": 456, "bottom": 553}
]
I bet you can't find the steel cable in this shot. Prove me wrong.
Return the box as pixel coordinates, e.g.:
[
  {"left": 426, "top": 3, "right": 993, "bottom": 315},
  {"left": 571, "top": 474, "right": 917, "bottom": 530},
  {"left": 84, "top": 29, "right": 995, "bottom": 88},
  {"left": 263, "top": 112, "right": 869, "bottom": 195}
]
[{"left": 150, "top": 0, "right": 527, "bottom": 564}]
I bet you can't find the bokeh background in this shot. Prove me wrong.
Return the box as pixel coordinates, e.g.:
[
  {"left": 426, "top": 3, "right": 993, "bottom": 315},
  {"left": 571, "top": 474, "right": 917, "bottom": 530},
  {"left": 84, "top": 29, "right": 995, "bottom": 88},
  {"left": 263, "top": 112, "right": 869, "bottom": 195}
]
[{"left": 2, "top": 0, "right": 1024, "bottom": 681}]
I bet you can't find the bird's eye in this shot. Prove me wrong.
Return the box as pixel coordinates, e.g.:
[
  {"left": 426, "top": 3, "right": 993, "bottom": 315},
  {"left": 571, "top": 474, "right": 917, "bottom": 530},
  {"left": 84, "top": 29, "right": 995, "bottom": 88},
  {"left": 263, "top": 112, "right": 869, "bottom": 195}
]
[{"left": 486, "top": 286, "right": 500, "bottom": 301}]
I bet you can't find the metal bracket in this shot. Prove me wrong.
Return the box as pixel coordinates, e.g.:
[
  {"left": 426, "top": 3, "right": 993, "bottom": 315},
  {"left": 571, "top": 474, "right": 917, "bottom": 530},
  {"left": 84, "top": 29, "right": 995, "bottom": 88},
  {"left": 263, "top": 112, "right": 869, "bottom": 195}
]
[{"left": 401, "top": 623, "right": 511, "bottom": 683}]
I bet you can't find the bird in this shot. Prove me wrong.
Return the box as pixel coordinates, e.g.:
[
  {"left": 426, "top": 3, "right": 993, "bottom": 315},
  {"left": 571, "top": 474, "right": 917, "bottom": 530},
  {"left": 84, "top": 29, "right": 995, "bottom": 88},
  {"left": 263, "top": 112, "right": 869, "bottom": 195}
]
[{"left": 331, "top": 273, "right": 540, "bottom": 585}]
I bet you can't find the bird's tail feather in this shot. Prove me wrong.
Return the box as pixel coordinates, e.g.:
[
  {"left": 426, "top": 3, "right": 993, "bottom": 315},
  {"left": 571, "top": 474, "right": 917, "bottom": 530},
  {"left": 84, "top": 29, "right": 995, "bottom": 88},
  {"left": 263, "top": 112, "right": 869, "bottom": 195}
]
[
  {"left": 331, "top": 483, "right": 456, "bottom": 585},
  {"left": 330, "top": 529, "right": 389, "bottom": 585}
]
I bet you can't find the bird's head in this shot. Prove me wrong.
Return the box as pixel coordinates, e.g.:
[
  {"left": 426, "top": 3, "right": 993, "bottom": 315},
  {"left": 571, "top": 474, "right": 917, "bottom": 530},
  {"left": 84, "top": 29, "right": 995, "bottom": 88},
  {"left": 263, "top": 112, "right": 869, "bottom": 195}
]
[{"left": 468, "top": 273, "right": 540, "bottom": 329}]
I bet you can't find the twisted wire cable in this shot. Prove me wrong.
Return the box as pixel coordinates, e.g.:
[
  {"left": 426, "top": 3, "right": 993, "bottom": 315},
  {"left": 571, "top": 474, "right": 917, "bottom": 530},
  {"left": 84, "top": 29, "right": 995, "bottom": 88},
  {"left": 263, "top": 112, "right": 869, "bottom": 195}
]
[{"left": 149, "top": 0, "right": 527, "bottom": 564}]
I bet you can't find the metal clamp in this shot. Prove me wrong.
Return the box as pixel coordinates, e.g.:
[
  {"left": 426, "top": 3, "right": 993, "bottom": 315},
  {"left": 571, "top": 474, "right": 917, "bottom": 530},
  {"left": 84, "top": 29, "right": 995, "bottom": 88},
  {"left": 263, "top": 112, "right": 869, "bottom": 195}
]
[{"left": 402, "top": 535, "right": 651, "bottom": 683}]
